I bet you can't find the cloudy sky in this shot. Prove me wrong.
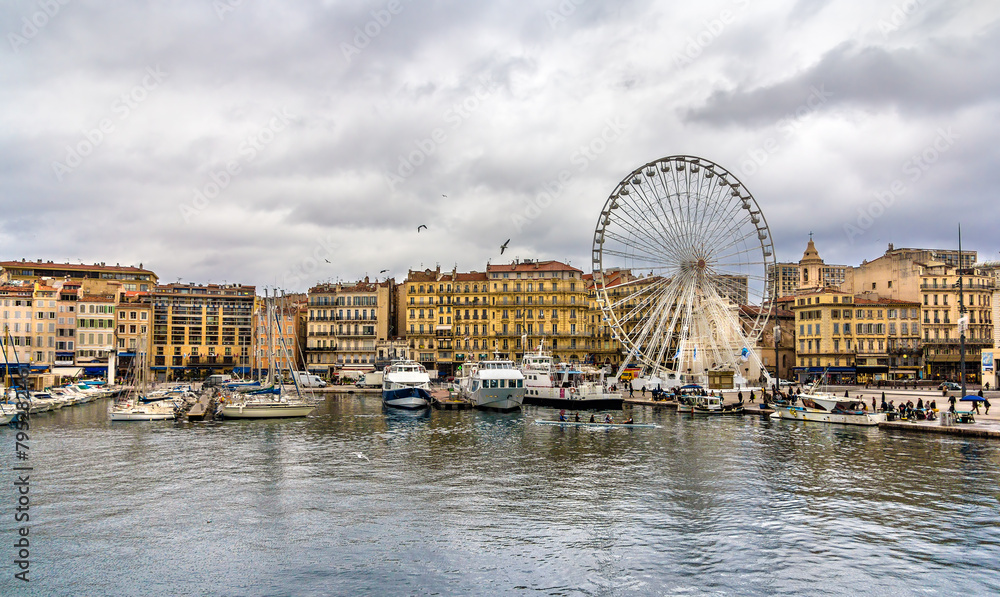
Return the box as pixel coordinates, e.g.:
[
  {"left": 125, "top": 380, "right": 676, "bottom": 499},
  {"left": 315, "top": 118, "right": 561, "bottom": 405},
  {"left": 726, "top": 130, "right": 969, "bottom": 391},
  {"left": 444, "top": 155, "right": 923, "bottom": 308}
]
[{"left": 2, "top": 0, "right": 998, "bottom": 293}]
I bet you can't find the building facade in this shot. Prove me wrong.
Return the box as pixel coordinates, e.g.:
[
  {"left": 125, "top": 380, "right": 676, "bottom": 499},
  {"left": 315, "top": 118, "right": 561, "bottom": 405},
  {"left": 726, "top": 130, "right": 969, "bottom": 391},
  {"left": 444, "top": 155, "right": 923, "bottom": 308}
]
[
  {"left": 305, "top": 279, "right": 394, "bottom": 379},
  {"left": 149, "top": 283, "right": 255, "bottom": 381}
]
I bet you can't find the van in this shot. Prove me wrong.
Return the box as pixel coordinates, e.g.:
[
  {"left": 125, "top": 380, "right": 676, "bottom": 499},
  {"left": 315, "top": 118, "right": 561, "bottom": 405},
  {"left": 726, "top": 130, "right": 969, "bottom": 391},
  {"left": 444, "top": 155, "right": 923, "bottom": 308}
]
[
  {"left": 291, "top": 371, "right": 327, "bottom": 388},
  {"left": 204, "top": 374, "right": 233, "bottom": 387}
]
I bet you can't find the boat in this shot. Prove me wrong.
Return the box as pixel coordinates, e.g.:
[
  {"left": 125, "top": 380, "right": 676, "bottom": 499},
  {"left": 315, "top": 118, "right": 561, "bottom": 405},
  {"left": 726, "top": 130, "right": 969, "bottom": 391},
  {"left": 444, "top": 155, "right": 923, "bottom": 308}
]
[
  {"left": 770, "top": 394, "right": 885, "bottom": 426},
  {"left": 381, "top": 359, "right": 433, "bottom": 409},
  {"left": 520, "top": 345, "right": 622, "bottom": 410},
  {"left": 534, "top": 418, "right": 658, "bottom": 428},
  {"left": 0, "top": 402, "right": 18, "bottom": 425},
  {"left": 455, "top": 357, "right": 525, "bottom": 411},
  {"left": 109, "top": 343, "right": 178, "bottom": 421},
  {"left": 770, "top": 372, "right": 885, "bottom": 426},
  {"left": 217, "top": 290, "right": 316, "bottom": 419},
  {"left": 690, "top": 393, "right": 745, "bottom": 415}
]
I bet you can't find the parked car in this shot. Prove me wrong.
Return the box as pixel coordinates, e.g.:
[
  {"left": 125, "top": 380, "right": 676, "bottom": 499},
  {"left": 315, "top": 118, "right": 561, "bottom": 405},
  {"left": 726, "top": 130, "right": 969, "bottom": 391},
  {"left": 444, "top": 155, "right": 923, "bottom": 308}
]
[
  {"left": 776, "top": 379, "right": 794, "bottom": 387},
  {"left": 938, "top": 382, "right": 962, "bottom": 391}
]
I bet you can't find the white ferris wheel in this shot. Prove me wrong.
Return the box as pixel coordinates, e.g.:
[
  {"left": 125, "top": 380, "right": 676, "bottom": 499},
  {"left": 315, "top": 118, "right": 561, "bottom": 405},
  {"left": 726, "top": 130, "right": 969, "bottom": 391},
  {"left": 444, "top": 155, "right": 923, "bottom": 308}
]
[{"left": 591, "top": 155, "right": 776, "bottom": 386}]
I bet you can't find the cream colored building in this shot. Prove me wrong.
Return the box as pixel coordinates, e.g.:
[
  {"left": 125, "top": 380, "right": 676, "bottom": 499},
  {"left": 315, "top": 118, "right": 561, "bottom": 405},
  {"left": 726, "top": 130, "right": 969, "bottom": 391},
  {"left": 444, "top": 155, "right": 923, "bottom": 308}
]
[
  {"left": 76, "top": 293, "right": 116, "bottom": 375},
  {"left": 305, "top": 279, "right": 394, "bottom": 379}
]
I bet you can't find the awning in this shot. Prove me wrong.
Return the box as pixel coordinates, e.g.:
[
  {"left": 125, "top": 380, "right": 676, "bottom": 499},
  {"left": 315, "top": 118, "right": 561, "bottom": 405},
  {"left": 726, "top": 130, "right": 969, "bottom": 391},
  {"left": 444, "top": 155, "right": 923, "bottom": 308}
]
[
  {"left": 83, "top": 366, "right": 108, "bottom": 376},
  {"left": 856, "top": 366, "right": 889, "bottom": 373},
  {"left": 52, "top": 367, "right": 84, "bottom": 377}
]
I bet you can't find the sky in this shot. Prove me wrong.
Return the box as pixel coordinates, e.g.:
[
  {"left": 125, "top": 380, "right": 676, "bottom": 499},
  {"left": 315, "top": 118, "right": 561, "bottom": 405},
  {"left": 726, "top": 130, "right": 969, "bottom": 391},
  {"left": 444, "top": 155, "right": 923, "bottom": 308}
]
[{"left": 2, "top": 0, "right": 998, "bottom": 293}]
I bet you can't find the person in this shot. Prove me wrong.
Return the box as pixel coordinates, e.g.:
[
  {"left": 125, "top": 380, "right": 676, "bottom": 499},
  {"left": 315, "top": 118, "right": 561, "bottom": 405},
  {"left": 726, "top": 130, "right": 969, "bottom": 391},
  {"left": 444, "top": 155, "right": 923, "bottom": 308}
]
[
  {"left": 628, "top": 385, "right": 634, "bottom": 398},
  {"left": 972, "top": 399, "right": 981, "bottom": 414},
  {"left": 737, "top": 390, "right": 743, "bottom": 403},
  {"left": 948, "top": 394, "right": 957, "bottom": 411},
  {"left": 880, "top": 396, "right": 888, "bottom": 412},
  {"left": 624, "top": 416, "right": 634, "bottom": 424},
  {"left": 749, "top": 390, "right": 755, "bottom": 404},
  {"left": 978, "top": 389, "right": 984, "bottom": 398},
  {"left": 929, "top": 400, "right": 937, "bottom": 412},
  {"left": 872, "top": 397, "right": 877, "bottom": 413},
  {"left": 604, "top": 413, "right": 613, "bottom": 423},
  {"left": 589, "top": 414, "right": 595, "bottom": 423},
  {"left": 985, "top": 398, "right": 991, "bottom": 415},
  {"left": 574, "top": 412, "right": 580, "bottom": 422},
  {"left": 641, "top": 386, "right": 646, "bottom": 397},
  {"left": 917, "top": 398, "right": 924, "bottom": 410},
  {"left": 558, "top": 409, "right": 567, "bottom": 422},
  {"left": 844, "top": 390, "right": 850, "bottom": 398},
  {"left": 986, "top": 381, "right": 991, "bottom": 391}
]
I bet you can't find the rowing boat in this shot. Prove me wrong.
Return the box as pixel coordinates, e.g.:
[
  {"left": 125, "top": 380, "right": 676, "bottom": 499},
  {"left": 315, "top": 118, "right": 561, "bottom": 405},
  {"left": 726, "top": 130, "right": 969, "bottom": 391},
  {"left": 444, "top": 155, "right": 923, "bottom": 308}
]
[{"left": 534, "top": 419, "right": 659, "bottom": 428}]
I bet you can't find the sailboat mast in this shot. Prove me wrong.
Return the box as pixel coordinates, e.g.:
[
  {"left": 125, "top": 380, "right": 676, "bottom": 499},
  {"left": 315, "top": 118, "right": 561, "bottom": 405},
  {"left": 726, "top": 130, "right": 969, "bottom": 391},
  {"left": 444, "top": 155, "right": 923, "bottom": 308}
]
[{"left": 958, "top": 224, "right": 967, "bottom": 398}]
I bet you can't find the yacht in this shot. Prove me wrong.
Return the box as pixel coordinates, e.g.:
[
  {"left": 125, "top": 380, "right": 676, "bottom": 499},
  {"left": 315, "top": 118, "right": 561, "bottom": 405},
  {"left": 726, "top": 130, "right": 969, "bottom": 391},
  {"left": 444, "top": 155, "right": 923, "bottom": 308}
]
[
  {"left": 520, "top": 348, "right": 622, "bottom": 410},
  {"left": 382, "top": 360, "right": 432, "bottom": 409},
  {"left": 217, "top": 387, "right": 316, "bottom": 419},
  {"left": 770, "top": 393, "right": 885, "bottom": 426},
  {"left": 456, "top": 358, "right": 525, "bottom": 411}
]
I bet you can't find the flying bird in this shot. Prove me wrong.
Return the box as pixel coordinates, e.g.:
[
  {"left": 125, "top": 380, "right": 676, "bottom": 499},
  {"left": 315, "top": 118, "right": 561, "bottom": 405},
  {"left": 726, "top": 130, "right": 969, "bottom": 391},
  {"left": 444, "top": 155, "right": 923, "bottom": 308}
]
[
  {"left": 442, "top": 194, "right": 447, "bottom": 197},
  {"left": 324, "top": 259, "right": 330, "bottom": 263},
  {"left": 353, "top": 452, "right": 370, "bottom": 462},
  {"left": 380, "top": 269, "right": 389, "bottom": 274},
  {"left": 417, "top": 224, "right": 427, "bottom": 232},
  {"left": 500, "top": 239, "right": 510, "bottom": 254}
]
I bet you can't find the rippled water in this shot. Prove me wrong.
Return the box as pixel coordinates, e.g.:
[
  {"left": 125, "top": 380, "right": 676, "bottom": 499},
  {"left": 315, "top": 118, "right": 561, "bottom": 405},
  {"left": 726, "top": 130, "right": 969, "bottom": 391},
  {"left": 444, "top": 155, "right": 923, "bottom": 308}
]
[{"left": 2, "top": 394, "right": 999, "bottom": 596}]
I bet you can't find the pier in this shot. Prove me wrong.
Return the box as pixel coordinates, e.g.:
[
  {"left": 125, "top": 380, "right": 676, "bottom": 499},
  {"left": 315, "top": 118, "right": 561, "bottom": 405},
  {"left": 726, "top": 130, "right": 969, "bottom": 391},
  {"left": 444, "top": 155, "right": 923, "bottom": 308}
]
[{"left": 430, "top": 388, "right": 472, "bottom": 410}]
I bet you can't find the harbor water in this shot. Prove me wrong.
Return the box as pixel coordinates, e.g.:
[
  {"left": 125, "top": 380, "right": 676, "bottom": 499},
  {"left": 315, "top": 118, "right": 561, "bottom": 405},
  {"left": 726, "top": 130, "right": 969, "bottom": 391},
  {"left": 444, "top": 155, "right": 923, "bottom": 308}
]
[{"left": 2, "top": 393, "right": 1000, "bottom": 596}]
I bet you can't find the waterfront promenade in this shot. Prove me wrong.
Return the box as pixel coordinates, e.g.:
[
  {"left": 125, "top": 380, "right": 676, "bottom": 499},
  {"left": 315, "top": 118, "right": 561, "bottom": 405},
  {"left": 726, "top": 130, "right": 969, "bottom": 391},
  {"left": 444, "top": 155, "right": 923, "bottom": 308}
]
[{"left": 623, "top": 385, "right": 1000, "bottom": 438}]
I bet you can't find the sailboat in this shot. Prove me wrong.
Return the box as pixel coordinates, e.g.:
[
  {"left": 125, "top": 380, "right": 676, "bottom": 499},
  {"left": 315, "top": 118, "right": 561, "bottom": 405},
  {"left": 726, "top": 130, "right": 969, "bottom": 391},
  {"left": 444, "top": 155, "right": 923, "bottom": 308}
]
[
  {"left": 109, "top": 344, "right": 178, "bottom": 421},
  {"left": 217, "top": 290, "right": 315, "bottom": 419}
]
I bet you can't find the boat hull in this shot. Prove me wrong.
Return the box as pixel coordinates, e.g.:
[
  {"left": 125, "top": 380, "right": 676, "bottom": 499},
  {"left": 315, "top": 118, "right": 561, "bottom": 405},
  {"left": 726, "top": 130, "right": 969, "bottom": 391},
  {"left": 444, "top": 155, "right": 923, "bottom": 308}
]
[
  {"left": 692, "top": 407, "right": 745, "bottom": 415},
  {"left": 771, "top": 405, "right": 885, "bottom": 426},
  {"left": 472, "top": 389, "right": 525, "bottom": 411},
  {"left": 523, "top": 395, "right": 624, "bottom": 410},
  {"left": 219, "top": 403, "right": 315, "bottom": 418},
  {"left": 534, "top": 419, "right": 657, "bottom": 428},
  {"left": 109, "top": 409, "right": 176, "bottom": 421},
  {"left": 382, "top": 387, "right": 432, "bottom": 409}
]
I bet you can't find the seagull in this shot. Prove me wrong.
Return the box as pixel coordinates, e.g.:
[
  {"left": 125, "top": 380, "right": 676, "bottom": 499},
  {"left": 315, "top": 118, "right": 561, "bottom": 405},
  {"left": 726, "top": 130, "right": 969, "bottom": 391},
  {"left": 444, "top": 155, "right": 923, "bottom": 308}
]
[
  {"left": 353, "top": 452, "right": 370, "bottom": 462},
  {"left": 417, "top": 224, "right": 427, "bottom": 232},
  {"left": 500, "top": 239, "right": 510, "bottom": 254},
  {"left": 442, "top": 194, "right": 447, "bottom": 197},
  {"left": 380, "top": 269, "right": 389, "bottom": 273},
  {"left": 324, "top": 259, "right": 330, "bottom": 263}
]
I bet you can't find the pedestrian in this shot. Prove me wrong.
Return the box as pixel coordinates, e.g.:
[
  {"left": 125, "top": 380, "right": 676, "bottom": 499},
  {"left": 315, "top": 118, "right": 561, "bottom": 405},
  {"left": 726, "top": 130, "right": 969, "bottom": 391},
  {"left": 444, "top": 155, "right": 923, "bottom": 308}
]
[
  {"left": 972, "top": 399, "right": 981, "bottom": 414},
  {"left": 978, "top": 389, "right": 984, "bottom": 398},
  {"left": 749, "top": 390, "right": 755, "bottom": 404},
  {"left": 738, "top": 390, "right": 743, "bottom": 403},
  {"left": 628, "top": 385, "right": 634, "bottom": 398},
  {"left": 917, "top": 398, "right": 923, "bottom": 410},
  {"left": 984, "top": 397, "right": 992, "bottom": 415},
  {"left": 641, "top": 386, "right": 646, "bottom": 396},
  {"left": 872, "top": 397, "right": 877, "bottom": 413}
]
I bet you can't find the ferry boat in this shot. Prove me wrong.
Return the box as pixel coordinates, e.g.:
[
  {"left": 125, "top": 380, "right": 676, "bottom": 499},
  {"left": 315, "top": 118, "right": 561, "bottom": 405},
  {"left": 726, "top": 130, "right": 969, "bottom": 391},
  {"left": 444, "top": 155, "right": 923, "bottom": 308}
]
[
  {"left": 770, "top": 393, "right": 885, "bottom": 426},
  {"left": 456, "top": 357, "right": 525, "bottom": 411},
  {"left": 520, "top": 348, "right": 622, "bottom": 410},
  {"left": 382, "top": 360, "right": 432, "bottom": 409}
]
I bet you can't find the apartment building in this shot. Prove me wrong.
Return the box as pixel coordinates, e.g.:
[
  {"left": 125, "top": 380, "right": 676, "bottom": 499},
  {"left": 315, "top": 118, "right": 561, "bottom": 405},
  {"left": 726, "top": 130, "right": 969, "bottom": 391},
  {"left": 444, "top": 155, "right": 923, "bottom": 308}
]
[
  {"left": 149, "top": 283, "right": 255, "bottom": 381},
  {"left": 305, "top": 279, "right": 393, "bottom": 379}
]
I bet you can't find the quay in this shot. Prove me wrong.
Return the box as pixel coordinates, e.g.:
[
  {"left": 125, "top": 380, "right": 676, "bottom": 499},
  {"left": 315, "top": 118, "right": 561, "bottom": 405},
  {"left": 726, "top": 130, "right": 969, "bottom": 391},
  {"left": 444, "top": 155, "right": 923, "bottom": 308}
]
[
  {"left": 430, "top": 388, "right": 472, "bottom": 410},
  {"left": 623, "top": 386, "right": 1000, "bottom": 439}
]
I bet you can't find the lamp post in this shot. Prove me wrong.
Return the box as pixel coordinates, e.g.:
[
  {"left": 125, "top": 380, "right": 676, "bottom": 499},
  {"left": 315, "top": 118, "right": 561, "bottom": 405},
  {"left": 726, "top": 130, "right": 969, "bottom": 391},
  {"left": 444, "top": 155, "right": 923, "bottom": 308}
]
[{"left": 774, "top": 323, "right": 781, "bottom": 382}]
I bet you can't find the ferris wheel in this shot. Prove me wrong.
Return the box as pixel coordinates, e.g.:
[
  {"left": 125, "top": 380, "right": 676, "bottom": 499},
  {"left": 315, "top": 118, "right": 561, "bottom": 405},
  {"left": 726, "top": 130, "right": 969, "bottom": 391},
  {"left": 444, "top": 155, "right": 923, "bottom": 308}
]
[{"left": 591, "top": 155, "right": 776, "bottom": 385}]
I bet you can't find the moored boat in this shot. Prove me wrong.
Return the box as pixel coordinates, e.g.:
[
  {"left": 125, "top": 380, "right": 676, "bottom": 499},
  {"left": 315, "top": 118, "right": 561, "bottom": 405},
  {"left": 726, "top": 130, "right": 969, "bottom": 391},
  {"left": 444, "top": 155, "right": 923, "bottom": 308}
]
[
  {"left": 456, "top": 357, "right": 525, "bottom": 411},
  {"left": 382, "top": 360, "right": 432, "bottom": 409},
  {"left": 520, "top": 347, "right": 622, "bottom": 410},
  {"left": 770, "top": 394, "right": 885, "bottom": 426}
]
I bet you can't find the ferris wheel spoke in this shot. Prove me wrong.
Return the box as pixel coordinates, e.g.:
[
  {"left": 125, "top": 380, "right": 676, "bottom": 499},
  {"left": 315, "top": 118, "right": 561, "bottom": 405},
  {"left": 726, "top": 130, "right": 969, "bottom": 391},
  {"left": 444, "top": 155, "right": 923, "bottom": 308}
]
[
  {"left": 602, "top": 222, "right": 682, "bottom": 265},
  {"left": 603, "top": 204, "right": 684, "bottom": 262},
  {"left": 618, "top": 189, "right": 689, "bottom": 260}
]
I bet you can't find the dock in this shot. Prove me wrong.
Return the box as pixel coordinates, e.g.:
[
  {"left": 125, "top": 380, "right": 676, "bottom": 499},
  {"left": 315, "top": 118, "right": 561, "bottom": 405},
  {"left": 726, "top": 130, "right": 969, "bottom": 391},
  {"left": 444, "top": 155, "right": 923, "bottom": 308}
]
[
  {"left": 186, "top": 392, "right": 216, "bottom": 421},
  {"left": 430, "top": 388, "right": 473, "bottom": 410}
]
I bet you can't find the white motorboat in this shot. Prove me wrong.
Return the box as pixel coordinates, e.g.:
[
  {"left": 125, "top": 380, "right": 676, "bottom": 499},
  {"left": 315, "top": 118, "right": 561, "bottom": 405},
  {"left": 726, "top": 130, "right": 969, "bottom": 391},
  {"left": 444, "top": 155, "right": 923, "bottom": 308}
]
[
  {"left": 520, "top": 347, "right": 621, "bottom": 410},
  {"left": 457, "top": 357, "right": 525, "bottom": 411},
  {"left": 382, "top": 360, "right": 432, "bottom": 409},
  {"left": 110, "top": 343, "right": 177, "bottom": 422},
  {"left": 770, "top": 392, "right": 886, "bottom": 426}
]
